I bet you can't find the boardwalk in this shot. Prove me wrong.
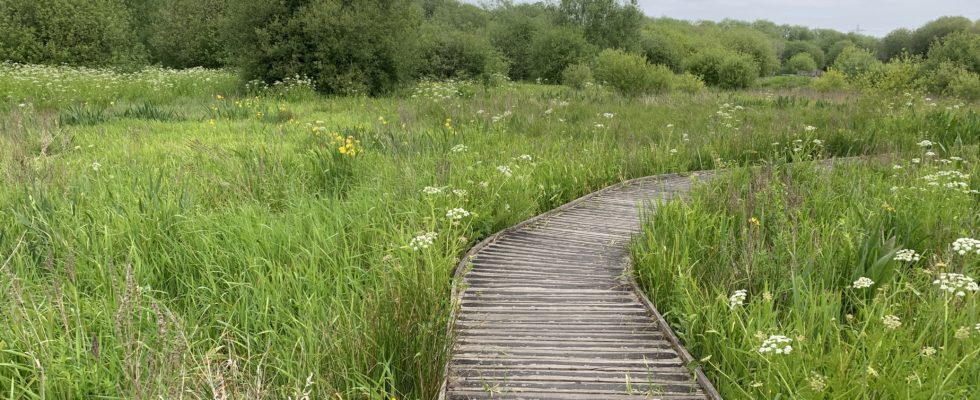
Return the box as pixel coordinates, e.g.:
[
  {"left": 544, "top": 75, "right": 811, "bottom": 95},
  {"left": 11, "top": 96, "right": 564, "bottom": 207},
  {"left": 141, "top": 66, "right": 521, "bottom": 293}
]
[{"left": 442, "top": 172, "right": 721, "bottom": 400}]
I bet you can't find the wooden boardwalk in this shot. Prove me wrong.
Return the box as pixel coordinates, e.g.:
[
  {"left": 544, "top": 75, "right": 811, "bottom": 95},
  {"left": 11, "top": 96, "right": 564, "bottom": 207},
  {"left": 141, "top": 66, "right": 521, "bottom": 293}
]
[{"left": 441, "top": 172, "right": 721, "bottom": 400}]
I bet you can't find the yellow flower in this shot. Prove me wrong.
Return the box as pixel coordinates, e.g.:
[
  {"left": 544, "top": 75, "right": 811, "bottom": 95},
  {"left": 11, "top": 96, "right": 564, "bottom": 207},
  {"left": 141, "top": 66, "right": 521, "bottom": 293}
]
[
  {"left": 216, "top": 94, "right": 224, "bottom": 100},
  {"left": 338, "top": 146, "right": 347, "bottom": 154},
  {"left": 749, "top": 217, "right": 760, "bottom": 226}
]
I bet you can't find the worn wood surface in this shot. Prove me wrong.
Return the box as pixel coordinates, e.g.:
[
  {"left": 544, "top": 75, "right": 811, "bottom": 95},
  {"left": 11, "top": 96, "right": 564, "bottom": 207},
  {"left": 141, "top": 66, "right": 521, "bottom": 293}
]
[{"left": 442, "top": 172, "right": 721, "bottom": 400}]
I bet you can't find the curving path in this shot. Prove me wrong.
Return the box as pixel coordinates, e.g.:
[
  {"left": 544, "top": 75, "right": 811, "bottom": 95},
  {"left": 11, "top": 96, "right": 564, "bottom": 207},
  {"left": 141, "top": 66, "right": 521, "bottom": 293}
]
[{"left": 441, "top": 171, "right": 722, "bottom": 400}]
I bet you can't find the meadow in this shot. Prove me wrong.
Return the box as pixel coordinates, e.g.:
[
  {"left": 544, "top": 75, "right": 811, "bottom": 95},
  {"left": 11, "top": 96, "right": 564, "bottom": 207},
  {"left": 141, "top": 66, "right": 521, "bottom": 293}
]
[{"left": 1, "top": 63, "right": 978, "bottom": 399}]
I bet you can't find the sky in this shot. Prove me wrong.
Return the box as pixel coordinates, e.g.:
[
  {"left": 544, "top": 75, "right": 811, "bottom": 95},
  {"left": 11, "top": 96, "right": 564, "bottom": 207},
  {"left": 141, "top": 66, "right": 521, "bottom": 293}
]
[{"left": 638, "top": 0, "right": 979, "bottom": 37}]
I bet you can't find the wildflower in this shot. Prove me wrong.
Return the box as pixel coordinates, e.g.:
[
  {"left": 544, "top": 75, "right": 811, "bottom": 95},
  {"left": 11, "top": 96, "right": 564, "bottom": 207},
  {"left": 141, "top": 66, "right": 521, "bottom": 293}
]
[
  {"left": 812, "top": 139, "right": 823, "bottom": 145},
  {"left": 602, "top": 112, "right": 614, "bottom": 119},
  {"left": 682, "top": 133, "right": 689, "bottom": 141},
  {"left": 517, "top": 154, "right": 533, "bottom": 162},
  {"left": 446, "top": 208, "right": 471, "bottom": 221},
  {"left": 954, "top": 326, "right": 971, "bottom": 340},
  {"left": 911, "top": 158, "right": 921, "bottom": 164},
  {"left": 893, "top": 249, "right": 921, "bottom": 262},
  {"left": 666, "top": 123, "right": 674, "bottom": 128},
  {"left": 421, "top": 186, "right": 443, "bottom": 195},
  {"left": 409, "top": 232, "right": 438, "bottom": 251},
  {"left": 925, "top": 151, "right": 936, "bottom": 157},
  {"left": 450, "top": 144, "right": 468, "bottom": 153},
  {"left": 748, "top": 217, "right": 760, "bottom": 226},
  {"left": 893, "top": 164, "right": 903, "bottom": 170},
  {"left": 852, "top": 277, "right": 875, "bottom": 289},
  {"left": 952, "top": 238, "right": 980, "bottom": 255},
  {"left": 866, "top": 366, "right": 879, "bottom": 377},
  {"left": 882, "top": 315, "right": 902, "bottom": 330},
  {"left": 975, "top": 323, "right": 980, "bottom": 332},
  {"left": 917, "top": 140, "right": 933, "bottom": 147},
  {"left": 728, "top": 290, "right": 747, "bottom": 309},
  {"left": 594, "top": 123, "right": 605, "bottom": 129},
  {"left": 669, "top": 148, "right": 678, "bottom": 155},
  {"left": 808, "top": 373, "right": 827, "bottom": 392},
  {"left": 452, "top": 189, "right": 467, "bottom": 197},
  {"left": 920, "top": 347, "right": 936, "bottom": 357},
  {"left": 933, "top": 273, "right": 978, "bottom": 297},
  {"left": 18, "top": 103, "right": 26, "bottom": 107},
  {"left": 496, "top": 165, "right": 513, "bottom": 177},
  {"left": 91, "top": 162, "right": 101, "bottom": 172},
  {"left": 758, "top": 335, "right": 793, "bottom": 355},
  {"left": 804, "top": 125, "right": 816, "bottom": 132}
]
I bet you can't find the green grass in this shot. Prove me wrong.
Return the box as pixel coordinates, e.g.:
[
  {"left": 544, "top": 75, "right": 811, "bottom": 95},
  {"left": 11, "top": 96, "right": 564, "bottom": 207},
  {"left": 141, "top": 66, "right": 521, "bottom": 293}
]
[
  {"left": 633, "top": 157, "right": 979, "bottom": 399},
  {"left": 0, "top": 64, "right": 978, "bottom": 399}
]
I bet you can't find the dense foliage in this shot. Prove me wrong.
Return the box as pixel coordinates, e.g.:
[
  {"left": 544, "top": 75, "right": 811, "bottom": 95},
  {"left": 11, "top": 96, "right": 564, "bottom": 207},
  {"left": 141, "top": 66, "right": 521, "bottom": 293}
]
[{"left": 1, "top": 0, "right": 977, "bottom": 97}]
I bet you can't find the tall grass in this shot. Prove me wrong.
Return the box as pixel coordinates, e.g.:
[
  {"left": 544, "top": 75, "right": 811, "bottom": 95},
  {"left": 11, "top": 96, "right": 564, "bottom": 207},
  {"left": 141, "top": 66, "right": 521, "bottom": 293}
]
[
  {"left": 633, "top": 155, "right": 979, "bottom": 398},
  {"left": 0, "top": 65, "right": 978, "bottom": 398}
]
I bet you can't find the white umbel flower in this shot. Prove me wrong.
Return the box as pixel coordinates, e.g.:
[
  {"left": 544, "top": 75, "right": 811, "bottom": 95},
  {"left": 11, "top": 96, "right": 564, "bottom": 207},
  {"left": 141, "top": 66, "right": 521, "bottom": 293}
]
[
  {"left": 852, "top": 277, "right": 875, "bottom": 289},
  {"left": 893, "top": 249, "right": 921, "bottom": 262},
  {"left": 728, "top": 290, "right": 747, "bottom": 309},
  {"left": 759, "top": 335, "right": 793, "bottom": 355}
]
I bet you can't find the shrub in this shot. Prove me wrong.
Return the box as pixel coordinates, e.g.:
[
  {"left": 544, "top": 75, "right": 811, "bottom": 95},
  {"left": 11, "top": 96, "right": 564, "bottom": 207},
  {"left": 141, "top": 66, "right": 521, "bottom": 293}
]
[
  {"left": 561, "top": 63, "right": 593, "bottom": 89},
  {"left": 878, "top": 28, "right": 913, "bottom": 61},
  {"left": 684, "top": 48, "right": 758, "bottom": 89},
  {"left": 867, "top": 56, "right": 922, "bottom": 93},
  {"left": 811, "top": 69, "right": 849, "bottom": 92},
  {"left": 640, "top": 31, "right": 685, "bottom": 72},
  {"left": 921, "top": 61, "right": 980, "bottom": 100},
  {"left": 528, "top": 26, "right": 594, "bottom": 83},
  {"left": 785, "top": 53, "right": 818, "bottom": 74},
  {"left": 416, "top": 26, "right": 508, "bottom": 80},
  {"left": 717, "top": 54, "right": 759, "bottom": 89},
  {"left": 557, "top": 0, "right": 644, "bottom": 50},
  {"left": 143, "top": 0, "right": 228, "bottom": 68},
  {"left": 910, "top": 16, "right": 973, "bottom": 55},
  {"left": 593, "top": 49, "right": 671, "bottom": 96},
  {"left": 947, "top": 69, "right": 980, "bottom": 100},
  {"left": 781, "top": 41, "right": 826, "bottom": 68},
  {"left": 672, "top": 72, "right": 706, "bottom": 93},
  {"left": 0, "top": 0, "right": 145, "bottom": 66},
  {"left": 925, "top": 31, "right": 980, "bottom": 73},
  {"left": 832, "top": 46, "right": 883, "bottom": 78},
  {"left": 723, "top": 29, "right": 780, "bottom": 76},
  {"left": 225, "top": 0, "right": 420, "bottom": 96}
]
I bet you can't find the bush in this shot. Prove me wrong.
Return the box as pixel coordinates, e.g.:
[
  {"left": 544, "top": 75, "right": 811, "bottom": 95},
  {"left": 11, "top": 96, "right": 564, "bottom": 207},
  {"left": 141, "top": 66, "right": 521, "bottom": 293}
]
[
  {"left": 781, "top": 41, "right": 826, "bottom": 68},
  {"left": 785, "top": 53, "right": 818, "bottom": 74},
  {"left": 684, "top": 48, "right": 758, "bottom": 89},
  {"left": 947, "top": 69, "right": 980, "bottom": 100},
  {"left": 867, "top": 56, "right": 922, "bottom": 93},
  {"left": 225, "top": 0, "right": 420, "bottom": 96},
  {"left": 527, "top": 26, "right": 593, "bottom": 83},
  {"left": 832, "top": 46, "right": 883, "bottom": 78},
  {"left": 925, "top": 31, "right": 980, "bottom": 73},
  {"left": 910, "top": 16, "right": 973, "bottom": 55},
  {"left": 878, "top": 28, "right": 913, "bottom": 61},
  {"left": 593, "top": 49, "right": 671, "bottom": 96},
  {"left": 143, "top": 0, "right": 228, "bottom": 68},
  {"left": 723, "top": 29, "right": 780, "bottom": 76},
  {"left": 0, "top": 0, "right": 145, "bottom": 66},
  {"left": 811, "top": 69, "right": 849, "bottom": 92},
  {"left": 717, "top": 54, "right": 760, "bottom": 89},
  {"left": 416, "top": 25, "right": 507, "bottom": 80},
  {"left": 640, "top": 31, "right": 685, "bottom": 72},
  {"left": 672, "top": 72, "right": 706, "bottom": 93},
  {"left": 921, "top": 61, "right": 980, "bottom": 100},
  {"left": 561, "top": 63, "right": 593, "bottom": 89}
]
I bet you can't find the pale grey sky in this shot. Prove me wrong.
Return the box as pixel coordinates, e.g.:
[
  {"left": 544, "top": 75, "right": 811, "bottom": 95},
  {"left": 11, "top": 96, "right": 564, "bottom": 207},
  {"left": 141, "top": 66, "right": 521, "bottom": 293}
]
[{"left": 640, "top": 0, "right": 978, "bottom": 37}]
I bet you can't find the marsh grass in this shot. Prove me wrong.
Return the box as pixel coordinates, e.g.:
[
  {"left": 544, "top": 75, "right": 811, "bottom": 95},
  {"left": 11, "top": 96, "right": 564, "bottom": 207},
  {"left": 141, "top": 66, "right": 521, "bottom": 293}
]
[{"left": 0, "top": 64, "right": 978, "bottom": 398}]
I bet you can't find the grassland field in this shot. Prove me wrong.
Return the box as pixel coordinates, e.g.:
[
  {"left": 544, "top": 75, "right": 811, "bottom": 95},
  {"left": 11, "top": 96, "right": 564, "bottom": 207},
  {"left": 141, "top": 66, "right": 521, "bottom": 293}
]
[{"left": 1, "top": 64, "right": 978, "bottom": 399}]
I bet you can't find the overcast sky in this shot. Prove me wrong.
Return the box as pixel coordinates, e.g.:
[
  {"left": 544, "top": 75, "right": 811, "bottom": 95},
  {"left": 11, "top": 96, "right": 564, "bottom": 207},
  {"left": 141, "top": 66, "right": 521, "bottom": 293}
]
[{"left": 639, "top": 0, "right": 978, "bottom": 37}]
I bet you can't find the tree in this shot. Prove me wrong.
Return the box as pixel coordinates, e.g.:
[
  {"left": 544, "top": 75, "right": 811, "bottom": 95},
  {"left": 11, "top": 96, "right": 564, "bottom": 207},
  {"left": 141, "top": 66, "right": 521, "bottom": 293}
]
[
  {"left": 832, "top": 46, "right": 882, "bottom": 78},
  {"left": 225, "top": 0, "right": 420, "bottom": 95},
  {"left": 781, "top": 41, "right": 826, "bottom": 68},
  {"left": 911, "top": 16, "right": 973, "bottom": 55},
  {"left": 785, "top": 53, "right": 817, "bottom": 73},
  {"left": 878, "top": 28, "right": 913, "bottom": 61},
  {"left": 723, "top": 29, "right": 779, "bottom": 76},
  {"left": 557, "top": 0, "right": 643, "bottom": 50},
  {"left": 528, "top": 26, "right": 593, "bottom": 83},
  {"left": 144, "top": 0, "right": 228, "bottom": 67},
  {"left": 925, "top": 31, "right": 980, "bottom": 73}
]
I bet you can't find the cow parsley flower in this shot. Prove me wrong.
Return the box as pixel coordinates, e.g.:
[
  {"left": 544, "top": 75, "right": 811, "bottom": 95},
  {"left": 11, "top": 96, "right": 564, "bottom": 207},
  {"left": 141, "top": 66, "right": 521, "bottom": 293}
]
[
  {"left": 804, "top": 125, "right": 816, "bottom": 132},
  {"left": 421, "top": 186, "right": 443, "bottom": 195},
  {"left": 954, "top": 326, "right": 971, "bottom": 340},
  {"left": 91, "top": 162, "right": 102, "bottom": 172},
  {"left": 759, "top": 335, "right": 793, "bottom": 355},
  {"left": 917, "top": 140, "right": 933, "bottom": 147},
  {"left": 452, "top": 189, "right": 467, "bottom": 197},
  {"left": 602, "top": 112, "right": 614, "bottom": 119},
  {"left": 852, "top": 277, "right": 875, "bottom": 289},
  {"left": 446, "top": 208, "right": 470, "bottom": 220},
  {"left": 952, "top": 238, "right": 980, "bottom": 255},
  {"left": 517, "top": 154, "right": 533, "bottom": 162},
  {"left": 728, "top": 289, "right": 747, "bottom": 309},
  {"left": 409, "top": 232, "right": 438, "bottom": 251},
  {"left": 893, "top": 249, "right": 921, "bottom": 262},
  {"left": 496, "top": 165, "right": 513, "bottom": 177},
  {"left": 920, "top": 347, "right": 937, "bottom": 357},
  {"left": 882, "top": 315, "right": 902, "bottom": 330},
  {"left": 933, "top": 273, "right": 978, "bottom": 297},
  {"left": 450, "top": 144, "right": 468, "bottom": 153}
]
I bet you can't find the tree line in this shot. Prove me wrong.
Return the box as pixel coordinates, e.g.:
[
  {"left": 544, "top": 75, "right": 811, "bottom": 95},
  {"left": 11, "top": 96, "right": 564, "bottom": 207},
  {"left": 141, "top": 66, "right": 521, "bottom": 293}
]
[{"left": 1, "top": 0, "right": 977, "bottom": 96}]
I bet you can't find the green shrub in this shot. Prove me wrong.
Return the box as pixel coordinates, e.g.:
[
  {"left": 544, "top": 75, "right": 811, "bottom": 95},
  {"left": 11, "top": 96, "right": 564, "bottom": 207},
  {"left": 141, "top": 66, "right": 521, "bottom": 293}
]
[
  {"left": 785, "top": 53, "right": 818, "bottom": 74},
  {"left": 557, "top": 0, "right": 643, "bottom": 50},
  {"left": 528, "top": 26, "right": 593, "bottom": 83},
  {"left": 947, "top": 69, "right": 980, "bottom": 100},
  {"left": 593, "top": 49, "right": 671, "bottom": 96},
  {"left": 867, "top": 56, "right": 922, "bottom": 93},
  {"left": 417, "top": 26, "right": 508, "bottom": 80},
  {"left": 921, "top": 61, "right": 980, "bottom": 99},
  {"left": 143, "top": 0, "right": 228, "bottom": 68},
  {"left": 672, "top": 72, "right": 706, "bottom": 93},
  {"left": 723, "top": 29, "right": 780, "bottom": 76},
  {"left": 717, "top": 54, "right": 759, "bottom": 89},
  {"left": 640, "top": 31, "right": 685, "bottom": 72},
  {"left": 561, "top": 63, "right": 594, "bottom": 89},
  {"left": 781, "top": 41, "right": 826, "bottom": 68},
  {"left": 0, "top": 0, "right": 145, "bottom": 66},
  {"left": 684, "top": 48, "right": 758, "bottom": 89},
  {"left": 811, "top": 69, "right": 849, "bottom": 92},
  {"left": 878, "top": 28, "right": 913, "bottom": 61},
  {"left": 225, "top": 0, "right": 420, "bottom": 96},
  {"left": 925, "top": 31, "right": 980, "bottom": 73},
  {"left": 832, "top": 46, "right": 883, "bottom": 78},
  {"left": 910, "top": 16, "right": 973, "bottom": 55}
]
